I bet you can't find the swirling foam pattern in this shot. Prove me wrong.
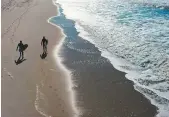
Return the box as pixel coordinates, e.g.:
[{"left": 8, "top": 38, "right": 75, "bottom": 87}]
[{"left": 55, "top": 0, "right": 169, "bottom": 116}]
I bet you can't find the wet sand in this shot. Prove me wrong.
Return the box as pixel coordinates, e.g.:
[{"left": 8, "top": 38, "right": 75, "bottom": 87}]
[
  {"left": 61, "top": 35, "right": 157, "bottom": 117},
  {"left": 1, "top": 0, "right": 158, "bottom": 117},
  {"left": 2, "top": 0, "right": 75, "bottom": 117},
  {"left": 50, "top": 7, "right": 158, "bottom": 116}
]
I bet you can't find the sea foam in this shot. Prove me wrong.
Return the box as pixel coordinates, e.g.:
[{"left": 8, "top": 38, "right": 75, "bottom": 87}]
[{"left": 54, "top": 0, "right": 169, "bottom": 116}]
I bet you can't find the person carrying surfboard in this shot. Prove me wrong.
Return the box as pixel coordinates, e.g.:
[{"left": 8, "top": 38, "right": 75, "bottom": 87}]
[
  {"left": 16, "top": 40, "right": 24, "bottom": 59},
  {"left": 41, "top": 36, "right": 48, "bottom": 53}
]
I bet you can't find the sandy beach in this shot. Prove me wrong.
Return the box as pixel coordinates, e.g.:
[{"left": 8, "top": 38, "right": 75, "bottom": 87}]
[
  {"left": 2, "top": 0, "right": 160, "bottom": 117},
  {"left": 2, "top": 0, "right": 75, "bottom": 117}
]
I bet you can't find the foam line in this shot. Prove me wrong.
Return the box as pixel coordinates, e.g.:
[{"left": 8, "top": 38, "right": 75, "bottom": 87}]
[{"left": 46, "top": 1, "right": 81, "bottom": 117}]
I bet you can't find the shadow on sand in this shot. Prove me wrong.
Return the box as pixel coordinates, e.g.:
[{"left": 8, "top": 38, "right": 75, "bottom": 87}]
[
  {"left": 15, "top": 58, "right": 27, "bottom": 65},
  {"left": 40, "top": 52, "right": 47, "bottom": 59}
]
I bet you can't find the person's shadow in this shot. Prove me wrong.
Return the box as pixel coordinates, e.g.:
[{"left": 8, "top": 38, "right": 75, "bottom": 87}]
[
  {"left": 40, "top": 52, "right": 47, "bottom": 59},
  {"left": 15, "top": 58, "right": 27, "bottom": 65}
]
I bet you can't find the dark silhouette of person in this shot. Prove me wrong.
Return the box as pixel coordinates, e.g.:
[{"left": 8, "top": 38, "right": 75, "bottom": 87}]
[
  {"left": 41, "top": 36, "right": 48, "bottom": 53},
  {"left": 16, "top": 40, "right": 24, "bottom": 59}
]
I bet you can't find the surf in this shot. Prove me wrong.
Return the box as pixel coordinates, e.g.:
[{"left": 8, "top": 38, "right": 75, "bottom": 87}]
[{"left": 53, "top": 0, "right": 169, "bottom": 116}]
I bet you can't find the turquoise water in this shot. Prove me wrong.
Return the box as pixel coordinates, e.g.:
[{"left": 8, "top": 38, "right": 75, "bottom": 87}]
[{"left": 51, "top": 0, "right": 169, "bottom": 116}]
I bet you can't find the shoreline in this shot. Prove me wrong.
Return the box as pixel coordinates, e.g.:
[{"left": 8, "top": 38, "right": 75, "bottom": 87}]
[
  {"left": 2, "top": 0, "right": 76, "bottom": 117},
  {"left": 57, "top": 1, "right": 169, "bottom": 116},
  {"left": 48, "top": 3, "right": 80, "bottom": 116},
  {"left": 50, "top": 5, "right": 158, "bottom": 117},
  {"left": 2, "top": 0, "right": 161, "bottom": 116},
  {"left": 52, "top": 36, "right": 80, "bottom": 117}
]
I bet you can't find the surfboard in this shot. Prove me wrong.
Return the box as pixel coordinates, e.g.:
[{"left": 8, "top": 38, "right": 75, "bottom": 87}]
[{"left": 23, "top": 44, "right": 28, "bottom": 51}]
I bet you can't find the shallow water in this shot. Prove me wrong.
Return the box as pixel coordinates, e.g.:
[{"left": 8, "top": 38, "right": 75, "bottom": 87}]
[{"left": 52, "top": 0, "right": 169, "bottom": 116}]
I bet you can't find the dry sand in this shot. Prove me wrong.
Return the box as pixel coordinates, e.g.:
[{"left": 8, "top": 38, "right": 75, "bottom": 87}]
[{"left": 2, "top": 0, "right": 75, "bottom": 117}]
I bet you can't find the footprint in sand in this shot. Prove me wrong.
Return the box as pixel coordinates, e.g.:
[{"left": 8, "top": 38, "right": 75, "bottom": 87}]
[
  {"left": 7, "top": 72, "right": 14, "bottom": 79},
  {"left": 50, "top": 69, "right": 55, "bottom": 71},
  {"left": 3, "top": 68, "right": 14, "bottom": 79}
]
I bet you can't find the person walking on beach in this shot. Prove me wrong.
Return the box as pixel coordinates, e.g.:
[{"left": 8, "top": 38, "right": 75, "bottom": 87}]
[
  {"left": 16, "top": 40, "right": 24, "bottom": 59},
  {"left": 41, "top": 36, "right": 48, "bottom": 53}
]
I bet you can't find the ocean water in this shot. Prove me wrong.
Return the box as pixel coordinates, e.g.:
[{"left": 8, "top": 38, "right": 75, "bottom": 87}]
[{"left": 53, "top": 0, "right": 169, "bottom": 116}]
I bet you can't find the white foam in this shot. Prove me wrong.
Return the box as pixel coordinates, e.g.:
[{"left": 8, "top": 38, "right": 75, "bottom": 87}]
[
  {"left": 47, "top": 2, "right": 81, "bottom": 117},
  {"left": 34, "top": 1, "right": 81, "bottom": 117},
  {"left": 52, "top": 36, "right": 81, "bottom": 117},
  {"left": 35, "top": 84, "right": 52, "bottom": 117},
  {"left": 131, "top": 0, "right": 169, "bottom": 7},
  {"left": 75, "top": 22, "right": 169, "bottom": 117},
  {"left": 52, "top": 0, "right": 169, "bottom": 116}
]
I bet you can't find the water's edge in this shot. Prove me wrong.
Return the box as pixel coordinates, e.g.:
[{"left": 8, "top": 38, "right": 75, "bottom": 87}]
[{"left": 47, "top": 1, "right": 160, "bottom": 117}]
